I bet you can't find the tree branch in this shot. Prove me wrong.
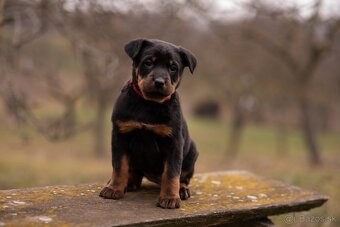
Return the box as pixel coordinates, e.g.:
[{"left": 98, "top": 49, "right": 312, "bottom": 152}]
[{"left": 242, "top": 26, "right": 299, "bottom": 74}]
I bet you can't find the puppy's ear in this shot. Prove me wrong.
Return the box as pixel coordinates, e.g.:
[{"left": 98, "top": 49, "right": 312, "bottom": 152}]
[
  {"left": 124, "top": 39, "right": 150, "bottom": 59},
  {"left": 179, "top": 47, "right": 197, "bottom": 74}
]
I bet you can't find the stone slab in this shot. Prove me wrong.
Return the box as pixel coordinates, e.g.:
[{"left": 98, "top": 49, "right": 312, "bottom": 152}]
[{"left": 0, "top": 171, "right": 328, "bottom": 226}]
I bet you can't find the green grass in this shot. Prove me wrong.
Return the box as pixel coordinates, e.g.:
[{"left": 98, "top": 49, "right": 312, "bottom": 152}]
[
  {"left": 188, "top": 117, "right": 340, "bottom": 227},
  {"left": 0, "top": 114, "right": 339, "bottom": 226}
]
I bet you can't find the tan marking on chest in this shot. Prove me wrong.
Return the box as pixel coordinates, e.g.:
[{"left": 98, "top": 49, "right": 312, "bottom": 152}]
[{"left": 116, "top": 120, "right": 172, "bottom": 137}]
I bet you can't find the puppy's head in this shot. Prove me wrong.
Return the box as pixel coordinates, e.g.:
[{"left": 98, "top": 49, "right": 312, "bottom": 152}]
[{"left": 125, "top": 39, "right": 197, "bottom": 103}]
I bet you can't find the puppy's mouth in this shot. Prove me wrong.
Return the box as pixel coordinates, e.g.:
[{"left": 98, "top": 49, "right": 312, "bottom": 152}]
[{"left": 143, "top": 90, "right": 171, "bottom": 99}]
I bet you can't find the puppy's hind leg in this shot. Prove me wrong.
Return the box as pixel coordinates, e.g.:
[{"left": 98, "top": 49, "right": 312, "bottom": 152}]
[{"left": 180, "top": 141, "right": 198, "bottom": 200}]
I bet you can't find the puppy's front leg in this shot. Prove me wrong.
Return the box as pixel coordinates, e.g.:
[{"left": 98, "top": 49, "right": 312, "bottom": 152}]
[
  {"left": 157, "top": 161, "right": 181, "bottom": 209},
  {"left": 99, "top": 155, "right": 129, "bottom": 200}
]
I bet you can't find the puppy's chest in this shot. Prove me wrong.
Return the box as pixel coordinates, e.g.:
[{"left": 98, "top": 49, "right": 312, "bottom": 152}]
[
  {"left": 128, "top": 132, "right": 164, "bottom": 183},
  {"left": 116, "top": 120, "right": 173, "bottom": 137},
  {"left": 115, "top": 99, "right": 176, "bottom": 137}
]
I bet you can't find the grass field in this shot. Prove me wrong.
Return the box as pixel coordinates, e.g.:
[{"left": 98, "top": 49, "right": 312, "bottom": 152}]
[{"left": 0, "top": 113, "right": 339, "bottom": 226}]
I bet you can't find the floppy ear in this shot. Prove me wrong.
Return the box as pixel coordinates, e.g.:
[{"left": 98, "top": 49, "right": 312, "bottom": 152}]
[
  {"left": 179, "top": 47, "right": 197, "bottom": 74},
  {"left": 124, "top": 39, "right": 150, "bottom": 59}
]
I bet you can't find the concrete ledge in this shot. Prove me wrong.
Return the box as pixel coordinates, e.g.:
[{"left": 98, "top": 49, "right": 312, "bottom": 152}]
[{"left": 0, "top": 171, "right": 327, "bottom": 226}]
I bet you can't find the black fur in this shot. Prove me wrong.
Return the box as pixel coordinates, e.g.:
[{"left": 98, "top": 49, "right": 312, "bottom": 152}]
[{"left": 100, "top": 39, "right": 198, "bottom": 209}]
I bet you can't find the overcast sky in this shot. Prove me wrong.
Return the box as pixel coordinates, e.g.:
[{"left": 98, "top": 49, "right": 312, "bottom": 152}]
[
  {"left": 215, "top": 0, "right": 340, "bottom": 19},
  {"left": 64, "top": 0, "right": 340, "bottom": 20}
]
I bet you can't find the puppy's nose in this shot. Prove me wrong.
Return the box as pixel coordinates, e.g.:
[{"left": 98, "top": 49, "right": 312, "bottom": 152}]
[{"left": 154, "top": 78, "right": 165, "bottom": 87}]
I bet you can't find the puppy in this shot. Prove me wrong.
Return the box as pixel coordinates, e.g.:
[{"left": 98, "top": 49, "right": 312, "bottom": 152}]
[{"left": 99, "top": 39, "right": 198, "bottom": 209}]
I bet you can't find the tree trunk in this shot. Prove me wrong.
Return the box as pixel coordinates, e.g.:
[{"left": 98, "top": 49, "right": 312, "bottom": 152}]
[
  {"left": 93, "top": 99, "right": 107, "bottom": 158},
  {"left": 299, "top": 95, "right": 321, "bottom": 165},
  {"left": 227, "top": 102, "right": 245, "bottom": 156}
]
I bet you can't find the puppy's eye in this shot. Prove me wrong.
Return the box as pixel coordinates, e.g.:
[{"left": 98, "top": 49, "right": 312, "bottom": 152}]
[
  {"left": 143, "top": 60, "right": 153, "bottom": 68},
  {"left": 169, "top": 64, "right": 178, "bottom": 73}
]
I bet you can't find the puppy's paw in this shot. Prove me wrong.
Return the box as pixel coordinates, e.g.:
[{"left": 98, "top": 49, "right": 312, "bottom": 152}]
[
  {"left": 99, "top": 187, "right": 125, "bottom": 200},
  {"left": 157, "top": 197, "right": 181, "bottom": 209},
  {"left": 179, "top": 187, "right": 191, "bottom": 200}
]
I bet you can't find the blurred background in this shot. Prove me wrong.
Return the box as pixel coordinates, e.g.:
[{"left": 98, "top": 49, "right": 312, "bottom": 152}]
[{"left": 0, "top": 0, "right": 339, "bottom": 226}]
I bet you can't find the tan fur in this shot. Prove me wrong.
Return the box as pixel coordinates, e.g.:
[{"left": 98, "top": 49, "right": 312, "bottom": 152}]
[
  {"left": 116, "top": 120, "right": 172, "bottom": 137},
  {"left": 169, "top": 82, "right": 177, "bottom": 95},
  {"left": 160, "top": 162, "right": 180, "bottom": 199},
  {"left": 116, "top": 120, "right": 142, "bottom": 133},
  {"left": 180, "top": 183, "right": 188, "bottom": 188},
  {"left": 137, "top": 75, "right": 144, "bottom": 92},
  {"left": 146, "top": 124, "right": 173, "bottom": 137},
  {"left": 107, "top": 155, "right": 129, "bottom": 191}
]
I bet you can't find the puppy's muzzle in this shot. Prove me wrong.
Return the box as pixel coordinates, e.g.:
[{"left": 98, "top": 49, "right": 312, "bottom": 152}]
[{"left": 154, "top": 78, "right": 165, "bottom": 88}]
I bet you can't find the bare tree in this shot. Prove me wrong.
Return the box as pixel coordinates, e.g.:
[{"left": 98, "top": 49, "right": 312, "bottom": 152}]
[
  {"left": 240, "top": 0, "right": 340, "bottom": 165},
  {"left": 2, "top": 0, "right": 340, "bottom": 163},
  {"left": 0, "top": 0, "right": 192, "bottom": 157},
  {"left": 2, "top": 1, "right": 113, "bottom": 157}
]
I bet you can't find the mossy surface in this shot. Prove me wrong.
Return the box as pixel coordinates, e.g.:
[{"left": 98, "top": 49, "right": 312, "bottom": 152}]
[{"left": 0, "top": 171, "right": 327, "bottom": 227}]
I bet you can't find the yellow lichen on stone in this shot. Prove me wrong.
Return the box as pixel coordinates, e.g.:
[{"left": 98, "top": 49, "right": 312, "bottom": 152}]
[
  {"left": 178, "top": 172, "right": 321, "bottom": 215},
  {"left": 0, "top": 171, "right": 327, "bottom": 227}
]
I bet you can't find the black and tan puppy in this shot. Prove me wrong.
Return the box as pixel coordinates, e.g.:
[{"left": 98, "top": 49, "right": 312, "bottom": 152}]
[{"left": 99, "top": 39, "right": 198, "bottom": 209}]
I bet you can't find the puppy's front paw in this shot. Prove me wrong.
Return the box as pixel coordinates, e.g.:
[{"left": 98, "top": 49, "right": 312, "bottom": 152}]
[
  {"left": 179, "top": 187, "right": 191, "bottom": 200},
  {"left": 99, "top": 187, "right": 125, "bottom": 200},
  {"left": 157, "top": 197, "right": 181, "bottom": 209}
]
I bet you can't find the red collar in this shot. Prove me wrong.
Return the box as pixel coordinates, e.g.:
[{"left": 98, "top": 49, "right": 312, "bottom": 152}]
[{"left": 129, "top": 80, "right": 144, "bottom": 98}]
